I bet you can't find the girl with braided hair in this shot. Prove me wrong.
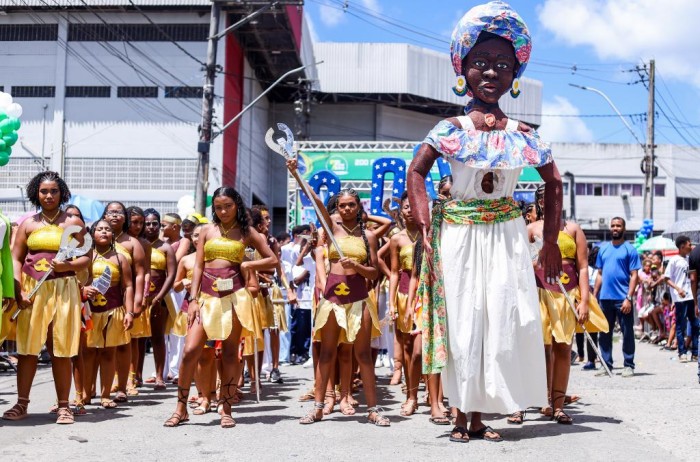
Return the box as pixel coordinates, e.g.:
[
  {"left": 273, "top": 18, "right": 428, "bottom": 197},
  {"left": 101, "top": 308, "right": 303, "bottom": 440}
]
[
  {"left": 286, "top": 158, "right": 387, "bottom": 427},
  {"left": 142, "top": 208, "right": 176, "bottom": 391},
  {"left": 164, "top": 186, "right": 277, "bottom": 428},
  {"left": 3, "top": 171, "right": 91, "bottom": 424}
]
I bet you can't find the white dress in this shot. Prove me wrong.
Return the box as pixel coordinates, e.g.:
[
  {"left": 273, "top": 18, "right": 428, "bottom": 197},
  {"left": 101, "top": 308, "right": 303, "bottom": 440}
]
[{"left": 440, "top": 116, "right": 547, "bottom": 414}]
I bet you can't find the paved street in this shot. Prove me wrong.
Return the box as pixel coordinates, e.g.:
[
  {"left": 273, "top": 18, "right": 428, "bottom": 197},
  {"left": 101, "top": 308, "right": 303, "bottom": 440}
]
[{"left": 0, "top": 338, "right": 698, "bottom": 461}]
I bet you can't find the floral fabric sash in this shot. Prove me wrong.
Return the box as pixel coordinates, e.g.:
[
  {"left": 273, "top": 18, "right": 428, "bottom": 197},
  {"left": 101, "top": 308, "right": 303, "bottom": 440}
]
[{"left": 418, "top": 196, "right": 522, "bottom": 374}]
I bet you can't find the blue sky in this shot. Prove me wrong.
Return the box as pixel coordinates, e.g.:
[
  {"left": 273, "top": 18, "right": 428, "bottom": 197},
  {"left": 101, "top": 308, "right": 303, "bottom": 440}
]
[{"left": 305, "top": 0, "right": 700, "bottom": 147}]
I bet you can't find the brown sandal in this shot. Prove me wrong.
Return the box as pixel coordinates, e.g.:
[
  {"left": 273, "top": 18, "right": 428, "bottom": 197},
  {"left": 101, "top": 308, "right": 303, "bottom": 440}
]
[
  {"left": 113, "top": 392, "right": 128, "bottom": 403},
  {"left": 299, "top": 402, "right": 324, "bottom": 425},
  {"left": 220, "top": 413, "right": 236, "bottom": 428},
  {"left": 507, "top": 410, "right": 525, "bottom": 425},
  {"left": 163, "top": 412, "right": 189, "bottom": 427},
  {"left": 552, "top": 409, "right": 573, "bottom": 424},
  {"left": 339, "top": 398, "right": 356, "bottom": 416},
  {"left": 56, "top": 405, "right": 75, "bottom": 425},
  {"left": 101, "top": 399, "right": 118, "bottom": 409},
  {"left": 2, "top": 398, "right": 30, "bottom": 421},
  {"left": 323, "top": 391, "right": 336, "bottom": 415}
]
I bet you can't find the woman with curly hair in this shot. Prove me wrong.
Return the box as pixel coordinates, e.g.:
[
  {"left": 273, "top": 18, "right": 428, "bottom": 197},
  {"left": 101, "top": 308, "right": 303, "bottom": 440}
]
[
  {"left": 164, "top": 187, "right": 277, "bottom": 428},
  {"left": 3, "top": 171, "right": 91, "bottom": 424}
]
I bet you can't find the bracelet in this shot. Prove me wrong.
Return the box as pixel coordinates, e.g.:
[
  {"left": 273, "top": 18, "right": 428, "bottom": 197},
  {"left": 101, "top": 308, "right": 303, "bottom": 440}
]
[{"left": 125, "top": 312, "right": 135, "bottom": 318}]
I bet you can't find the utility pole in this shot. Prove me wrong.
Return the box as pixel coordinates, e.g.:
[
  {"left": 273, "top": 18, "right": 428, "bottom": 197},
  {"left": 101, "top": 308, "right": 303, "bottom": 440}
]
[
  {"left": 642, "top": 59, "right": 655, "bottom": 221},
  {"left": 194, "top": 2, "right": 220, "bottom": 215}
]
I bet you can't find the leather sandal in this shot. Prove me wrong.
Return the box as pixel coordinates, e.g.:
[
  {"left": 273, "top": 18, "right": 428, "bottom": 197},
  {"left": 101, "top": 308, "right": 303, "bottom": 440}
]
[
  {"left": 367, "top": 406, "right": 390, "bottom": 427},
  {"left": 163, "top": 412, "right": 189, "bottom": 427},
  {"left": 299, "top": 402, "right": 324, "bottom": 425},
  {"left": 2, "top": 398, "right": 30, "bottom": 421}
]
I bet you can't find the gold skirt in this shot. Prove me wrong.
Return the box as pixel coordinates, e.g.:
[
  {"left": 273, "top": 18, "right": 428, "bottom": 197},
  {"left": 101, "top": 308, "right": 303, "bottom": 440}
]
[
  {"left": 269, "top": 285, "right": 288, "bottom": 332},
  {"left": 539, "top": 287, "right": 609, "bottom": 346},
  {"left": 313, "top": 296, "right": 381, "bottom": 345},
  {"left": 16, "top": 275, "right": 81, "bottom": 357},
  {"left": 130, "top": 305, "right": 152, "bottom": 339},
  {"left": 163, "top": 293, "right": 187, "bottom": 337},
  {"left": 199, "top": 288, "right": 261, "bottom": 342},
  {"left": 243, "top": 293, "right": 268, "bottom": 356},
  {"left": 394, "top": 291, "right": 412, "bottom": 334},
  {"left": 0, "top": 299, "right": 18, "bottom": 343},
  {"left": 87, "top": 307, "right": 131, "bottom": 348}
]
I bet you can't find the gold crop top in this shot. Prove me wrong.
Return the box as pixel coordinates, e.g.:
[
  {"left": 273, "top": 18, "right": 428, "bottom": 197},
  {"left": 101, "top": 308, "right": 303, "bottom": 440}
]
[
  {"left": 115, "top": 242, "right": 133, "bottom": 265},
  {"left": 93, "top": 257, "right": 121, "bottom": 285},
  {"left": 399, "top": 244, "right": 414, "bottom": 271},
  {"left": 27, "top": 224, "right": 63, "bottom": 252},
  {"left": 328, "top": 236, "right": 367, "bottom": 263},
  {"left": 204, "top": 237, "right": 245, "bottom": 264},
  {"left": 558, "top": 231, "right": 577, "bottom": 260},
  {"left": 150, "top": 247, "right": 167, "bottom": 271}
]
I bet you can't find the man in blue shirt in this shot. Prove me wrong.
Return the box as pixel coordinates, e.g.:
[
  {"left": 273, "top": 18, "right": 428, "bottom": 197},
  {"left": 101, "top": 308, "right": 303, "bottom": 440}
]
[{"left": 594, "top": 217, "right": 641, "bottom": 377}]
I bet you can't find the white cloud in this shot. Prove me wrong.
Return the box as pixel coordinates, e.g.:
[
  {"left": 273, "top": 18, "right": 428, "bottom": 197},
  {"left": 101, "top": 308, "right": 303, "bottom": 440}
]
[
  {"left": 538, "top": 0, "right": 700, "bottom": 86},
  {"left": 360, "top": 0, "right": 382, "bottom": 14},
  {"left": 538, "top": 96, "right": 594, "bottom": 142},
  {"left": 319, "top": 2, "right": 344, "bottom": 27}
]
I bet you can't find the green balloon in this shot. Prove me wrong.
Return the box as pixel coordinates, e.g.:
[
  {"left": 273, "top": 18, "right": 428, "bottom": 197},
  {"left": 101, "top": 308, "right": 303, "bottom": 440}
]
[
  {"left": 206, "top": 195, "right": 213, "bottom": 207},
  {"left": 0, "top": 139, "right": 5, "bottom": 150},
  {"left": 0, "top": 112, "right": 6, "bottom": 122},
  {"left": 8, "top": 117, "right": 20, "bottom": 131},
  {"left": 2, "top": 132, "right": 17, "bottom": 146},
  {"left": 0, "top": 151, "right": 9, "bottom": 167},
  {"left": 0, "top": 119, "right": 12, "bottom": 135}
]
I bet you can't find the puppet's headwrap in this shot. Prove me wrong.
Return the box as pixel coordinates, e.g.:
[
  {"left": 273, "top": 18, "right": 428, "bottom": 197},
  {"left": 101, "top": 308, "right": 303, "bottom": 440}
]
[{"left": 450, "top": 1, "right": 531, "bottom": 97}]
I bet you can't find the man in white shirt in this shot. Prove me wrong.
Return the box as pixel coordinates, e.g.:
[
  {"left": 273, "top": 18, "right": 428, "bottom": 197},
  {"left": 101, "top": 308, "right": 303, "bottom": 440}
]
[
  {"left": 664, "top": 235, "right": 699, "bottom": 362},
  {"left": 290, "top": 238, "right": 316, "bottom": 365}
]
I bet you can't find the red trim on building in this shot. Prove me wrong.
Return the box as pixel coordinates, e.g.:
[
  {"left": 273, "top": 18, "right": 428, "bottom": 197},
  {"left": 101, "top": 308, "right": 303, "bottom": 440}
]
[
  {"left": 285, "top": 5, "right": 303, "bottom": 51},
  {"left": 222, "top": 22, "right": 244, "bottom": 187}
]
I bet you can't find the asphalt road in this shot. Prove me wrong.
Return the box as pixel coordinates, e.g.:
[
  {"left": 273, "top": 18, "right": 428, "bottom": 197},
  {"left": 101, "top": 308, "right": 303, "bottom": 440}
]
[{"left": 0, "top": 338, "right": 698, "bottom": 461}]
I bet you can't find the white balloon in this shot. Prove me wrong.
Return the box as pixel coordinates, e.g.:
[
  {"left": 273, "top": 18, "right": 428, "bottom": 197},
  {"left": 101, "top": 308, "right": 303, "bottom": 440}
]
[
  {"left": 5, "top": 103, "right": 22, "bottom": 118},
  {"left": 0, "top": 92, "right": 12, "bottom": 108}
]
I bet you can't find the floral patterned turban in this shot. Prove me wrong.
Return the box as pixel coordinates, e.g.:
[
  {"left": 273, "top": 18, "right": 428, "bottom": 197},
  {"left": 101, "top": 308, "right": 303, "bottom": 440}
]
[{"left": 450, "top": 1, "right": 532, "bottom": 79}]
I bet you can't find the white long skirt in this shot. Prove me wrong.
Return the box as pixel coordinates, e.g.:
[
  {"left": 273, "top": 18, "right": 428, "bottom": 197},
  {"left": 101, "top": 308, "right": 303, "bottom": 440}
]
[{"left": 440, "top": 216, "right": 547, "bottom": 414}]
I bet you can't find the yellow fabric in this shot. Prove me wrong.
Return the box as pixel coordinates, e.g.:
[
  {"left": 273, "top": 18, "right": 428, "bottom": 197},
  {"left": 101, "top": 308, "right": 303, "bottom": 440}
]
[
  {"left": 313, "top": 295, "right": 380, "bottom": 344},
  {"left": 259, "top": 293, "right": 274, "bottom": 329},
  {"left": 394, "top": 291, "right": 412, "bottom": 333},
  {"left": 115, "top": 242, "right": 133, "bottom": 265},
  {"left": 163, "top": 293, "right": 179, "bottom": 335},
  {"left": 198, "top": 288, "right": 260, "bottom": 342},
  {"left": 16, "top": 274, "right": 81, "bottom": 357},
  {"left": 558, "top": 231, "right": 577, "bottom": 260},
  {"left": 171, "top": 311, "right": 188, "bottom": 337},
  {"left": 87, "top": 306, "right": 131, "bottom": 348},
  {"left": 270, "top": 285, "right": 288, "bottom": 332},
  {"left": 26, "top": 224, "right": 62, "bottom": 252},
  {"left": 93, "top": 256, "right": 121, "bottom": 285},
  {"left": 539, "top": 287, "right": 609, "bottom": 345},
  {"left": 328, "top": 235, "right": 367, "bottom": 263},
  {"left": 399, "top": 244, "right": 414, "bottom": 271},
  {"left": 130, "top": 305, "right": 152, "bottom": 338},
  {"left": 204, "top": 237, "right": 245, "bottom": 264},
  {"left": 150, "top": 247, "right": 167, "bottom": 271},
  {"left": 0, "top": 300, "right": 18, "bottom": 343}
]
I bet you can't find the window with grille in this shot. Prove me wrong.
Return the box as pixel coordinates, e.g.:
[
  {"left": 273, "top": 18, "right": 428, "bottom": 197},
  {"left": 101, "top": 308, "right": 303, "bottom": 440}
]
[
  {"left": 0, "top": 24, "right": 58, "bottom": 41},
  {"left": 66, "top": 86, "right": 111, "bottom": 98},
  {"left": 676, "top": 197, "right": 699, "bottom": 211},
  {"left": 64, "top": 158, "right": 197, "bottom": 191},
  {"left": 68, "top": 24, "right": 208, "bottom": 42},
  {"left": 164, "top": 86, "right": 203, "bottom": 98},
  {"left": 117, "top": 86, "right": 158, "bottom": 98},
  {"left": 11, "top": 86, "right": 56, "bottom": 98}
]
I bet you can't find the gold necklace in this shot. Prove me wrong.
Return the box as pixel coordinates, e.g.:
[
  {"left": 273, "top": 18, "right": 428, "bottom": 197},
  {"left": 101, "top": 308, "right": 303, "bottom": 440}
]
[
  {"left": 95, "top": 246, "right": 112, "bottom": 259},
  {"left": 407, "top": 229, "right": 419, "bottom": 243},
  {"left": 340, "top": 222, "right": 359, "bottom": 235},
  {"left": 219, "top": 222, "right": 238, "bottom": 237},
  {"left": 41, "top": 209, "right": 61, "bottom": 225},
  {"left": 149, "top": 238, "right": 159, "bottom": 246}
]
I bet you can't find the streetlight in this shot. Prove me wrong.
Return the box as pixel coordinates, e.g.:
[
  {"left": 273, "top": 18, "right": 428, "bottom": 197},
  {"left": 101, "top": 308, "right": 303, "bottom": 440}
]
[{"left": 569, "top": 83, "right": 653, "bottom": 220}]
